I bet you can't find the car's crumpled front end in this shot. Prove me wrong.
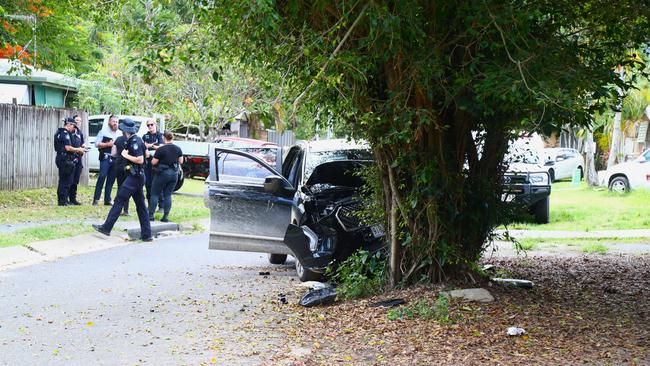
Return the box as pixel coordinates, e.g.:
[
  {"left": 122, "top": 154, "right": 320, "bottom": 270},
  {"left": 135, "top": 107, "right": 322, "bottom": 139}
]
[{"left": 283, "top": 160, "right": 385, "bottom": 273}]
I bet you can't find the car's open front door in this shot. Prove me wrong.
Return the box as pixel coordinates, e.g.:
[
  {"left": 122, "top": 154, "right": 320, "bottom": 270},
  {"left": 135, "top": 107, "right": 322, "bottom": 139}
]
[{"left": 206, "top": 147, "right": 295, "bottom": 254}]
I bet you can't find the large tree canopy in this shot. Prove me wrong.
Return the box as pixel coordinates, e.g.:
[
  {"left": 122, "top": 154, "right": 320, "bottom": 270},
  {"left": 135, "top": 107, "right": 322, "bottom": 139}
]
[{"left": 195, "top": 1, "right": 649, "bottom": 283}]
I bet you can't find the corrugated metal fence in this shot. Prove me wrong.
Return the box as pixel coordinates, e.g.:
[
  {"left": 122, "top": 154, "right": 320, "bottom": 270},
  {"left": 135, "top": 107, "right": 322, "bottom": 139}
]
[
  {"left": 0, "top": 104, "right": 88, "bottom": 190},
  {"left": 266, "top": 129, "right": 296, "bottom": 147}
]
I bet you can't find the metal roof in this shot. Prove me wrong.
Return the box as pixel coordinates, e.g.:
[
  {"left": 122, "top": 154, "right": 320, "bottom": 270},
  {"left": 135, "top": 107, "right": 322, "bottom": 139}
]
[{"left": 0, "top": 59, "right": 79, "bottom": 91}]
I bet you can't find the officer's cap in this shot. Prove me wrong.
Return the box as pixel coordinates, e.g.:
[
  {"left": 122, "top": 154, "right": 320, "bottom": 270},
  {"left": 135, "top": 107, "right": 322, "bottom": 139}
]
[
  {"left": 119, "top": 118, "right": 138, "bottom": 134},
  {"left": 64, "top": 117, "right": 77, "bottom": 126}
]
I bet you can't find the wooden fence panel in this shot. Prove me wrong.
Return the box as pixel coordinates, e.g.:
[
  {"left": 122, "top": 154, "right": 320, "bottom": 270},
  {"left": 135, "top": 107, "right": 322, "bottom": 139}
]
[{"left": 0, "top": 103, "right": 89, "bottom": 191}]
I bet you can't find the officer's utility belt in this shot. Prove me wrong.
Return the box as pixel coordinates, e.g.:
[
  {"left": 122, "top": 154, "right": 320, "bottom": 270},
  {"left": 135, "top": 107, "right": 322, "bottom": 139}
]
[
  {"left": 157, "top": 163, "right": 178, "bottom": 172},
  {"left": 125, "top": 163, "right": 144, "bottom": 177}
]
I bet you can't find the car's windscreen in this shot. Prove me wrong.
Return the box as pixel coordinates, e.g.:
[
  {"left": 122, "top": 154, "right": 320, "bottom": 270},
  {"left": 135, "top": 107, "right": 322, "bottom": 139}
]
[
  {"left": 505, "top": 147, "right": 540, "bottom": 165},
  {"left": 305, "top": 149, "right": 373, "bottom": 179}
]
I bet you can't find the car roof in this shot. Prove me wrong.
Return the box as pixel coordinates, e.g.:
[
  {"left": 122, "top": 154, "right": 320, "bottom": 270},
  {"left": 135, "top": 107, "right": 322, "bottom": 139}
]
[
  {"left": 89, "top": 114, "right": 153, "bottom": 122},
  {"left": 298, "top": 138, "right": 369, "bottom": 152}
]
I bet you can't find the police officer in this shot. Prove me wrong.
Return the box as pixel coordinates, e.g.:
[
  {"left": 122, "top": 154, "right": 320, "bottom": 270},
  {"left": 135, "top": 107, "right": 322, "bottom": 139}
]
[
  {"left": 54, "top": 118, "right": 86, "bottom": 206},
  {"left": 68, "top": 114, "right": 88, "bottom": 205},
  {"left": 92, "top": 119, "right": 152, "bottom": 241},
  {"left": 142, "top": 119, "right": 164, "bottom": 206},
  {"left": 111, "top": 132, "right": 130, "bottom": 216}
]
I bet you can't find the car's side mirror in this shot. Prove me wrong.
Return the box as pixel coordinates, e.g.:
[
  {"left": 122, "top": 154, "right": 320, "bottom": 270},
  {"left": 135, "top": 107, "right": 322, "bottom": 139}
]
[
  {"left": 264, "top": 175, "right": 294, "bottom": 196},
  {"left": 556, "top": 155, "right": 565, "bottom": 162}
]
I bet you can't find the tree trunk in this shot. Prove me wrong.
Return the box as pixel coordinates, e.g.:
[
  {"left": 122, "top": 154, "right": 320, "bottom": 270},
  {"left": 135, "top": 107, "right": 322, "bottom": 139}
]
[
  {"left": 608, "top": 68, "right": 625, "bottom": 168},
  {"left": 585, "top": 130, "right": 599, "bottom": 186}
]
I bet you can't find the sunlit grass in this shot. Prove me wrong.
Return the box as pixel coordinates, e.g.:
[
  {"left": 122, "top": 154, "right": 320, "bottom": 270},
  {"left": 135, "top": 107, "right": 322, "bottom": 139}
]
[
  {"left": 0, "top": 176, "right": 209, "bottom": 225},
  {"left": 508, "top": 181, "right": 650, "bottom": 231}
]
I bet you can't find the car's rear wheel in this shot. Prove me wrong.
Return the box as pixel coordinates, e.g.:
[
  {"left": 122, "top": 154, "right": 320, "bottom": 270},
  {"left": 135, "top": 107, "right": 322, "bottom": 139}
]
[
  {"left": 295, "top": 259, "right": 324, "bottom": 282},
  {"left": 609, "top": 176, "right": 629, "bottom": 193},
  {"left": 174, "top": 170, "right": 185, "bottom": 192},
  {"left": 548, "top": 169, "right": 555, "bottom": 183},
  {"left": 268, "top": 254, "right": 287, "bottom": 265},
  {"left": 532, "top": 197, "right": 550, "bottom": 224},
  {"left": 577, "top": 166, "right": 583, "bottom": 180}
]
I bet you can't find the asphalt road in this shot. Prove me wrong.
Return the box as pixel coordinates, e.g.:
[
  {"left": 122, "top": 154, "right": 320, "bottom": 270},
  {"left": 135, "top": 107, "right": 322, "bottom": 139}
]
[{"left": 0, "top": 233, "right": 298, "bottom": 366}]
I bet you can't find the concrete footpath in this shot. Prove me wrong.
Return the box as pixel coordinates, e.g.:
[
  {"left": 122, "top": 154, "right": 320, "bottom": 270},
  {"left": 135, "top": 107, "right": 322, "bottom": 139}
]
[
  {"left": 0, "top": 218, "right": 209, "bottom": 272},
  {"left": 496, "top": 229, "right": 650, "bottom": 239}
]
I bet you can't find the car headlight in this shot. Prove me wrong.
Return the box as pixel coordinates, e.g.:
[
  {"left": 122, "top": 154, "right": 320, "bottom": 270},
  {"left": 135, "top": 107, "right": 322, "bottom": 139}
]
[{"left": 529, "top": 172, "right": 549, "bottom": 185}]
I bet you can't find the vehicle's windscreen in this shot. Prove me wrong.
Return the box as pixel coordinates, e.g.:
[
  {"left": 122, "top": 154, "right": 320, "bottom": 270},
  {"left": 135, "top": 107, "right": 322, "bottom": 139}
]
[
  {"left": 506, "top": 147, "right": 540, "bottom": 165},
  {"left": 305, "top": 149, "right": 373, "bottom": 179}
]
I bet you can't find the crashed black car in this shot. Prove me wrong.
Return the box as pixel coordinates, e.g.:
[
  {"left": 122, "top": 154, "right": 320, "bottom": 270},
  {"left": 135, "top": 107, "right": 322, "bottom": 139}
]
[{"left": 205, "top": 139, "right": 384, "bottom": 281}]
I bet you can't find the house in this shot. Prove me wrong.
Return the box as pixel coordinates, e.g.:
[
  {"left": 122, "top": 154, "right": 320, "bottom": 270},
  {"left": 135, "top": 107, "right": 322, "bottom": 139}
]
[{"left": 0, "top": 58, "right": 79, "bottom": 108}]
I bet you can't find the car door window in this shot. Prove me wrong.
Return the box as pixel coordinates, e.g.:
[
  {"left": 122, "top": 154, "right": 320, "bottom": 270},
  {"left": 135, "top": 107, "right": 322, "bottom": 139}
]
[{"left": 217, "top": 153, "right": 275, "bottom": 183}]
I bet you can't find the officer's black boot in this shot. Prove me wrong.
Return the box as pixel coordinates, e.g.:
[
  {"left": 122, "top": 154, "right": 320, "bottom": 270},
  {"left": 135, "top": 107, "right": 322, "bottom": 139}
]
[{"left": 57, "top": 195, "right": 69, "bottom": 206}]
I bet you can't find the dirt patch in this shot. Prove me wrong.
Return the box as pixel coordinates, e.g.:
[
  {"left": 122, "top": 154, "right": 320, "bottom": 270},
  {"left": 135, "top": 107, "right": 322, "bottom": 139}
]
[{"left": 270, "top": 255, "right": 650, "bottom": 365}]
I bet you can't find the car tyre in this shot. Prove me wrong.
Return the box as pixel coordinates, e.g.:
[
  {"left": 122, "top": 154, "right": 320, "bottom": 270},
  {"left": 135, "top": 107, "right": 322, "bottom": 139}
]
[
  {"left": 268, "top": 254, "right": 287, "bottom": 265},
  {"left": 577, "top": 166, "right": 583, "bottom": 180},
  {"left": 548, "top": 168, "right": 555, "bottom": 183},
  {"left": 174, "top": 170, "right": 185, "bottom": 192},
  {"left": 295, "top": 259, "right": 324, "bottom": 282},
  {"left": 532, "top": 197, "right": 550, "bottom": 224},
  {"left": 608, "top": 176, "right": 629, "bottom": 193}
]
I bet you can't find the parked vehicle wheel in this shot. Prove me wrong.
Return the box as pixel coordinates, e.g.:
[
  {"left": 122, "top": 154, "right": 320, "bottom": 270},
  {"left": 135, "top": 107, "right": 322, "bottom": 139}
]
[
  {"left": 295, "top": 259, "right": 324, "bottom": 282},
  {"left": 532, "top": 197, "right": 550, "bottom": 224},
  {"left": 268, "top": 254, "right": 287, "bottom": 265},
  {"left": 577, "top": 166, "right": 583, "bottom": 180},
  {"left": 608, "top": 176, "right": 629, "bottom": 193},
  {"left": 548, "top": 169, "right": 555, "bottom": 183},
  {"left": 174, "top": 170, "right": 185, "bottom": 192}
]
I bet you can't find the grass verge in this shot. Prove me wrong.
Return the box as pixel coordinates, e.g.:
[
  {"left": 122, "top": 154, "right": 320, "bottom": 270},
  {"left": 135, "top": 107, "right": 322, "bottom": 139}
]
[
  {"left": 0, "top": 223, "right": 94, "bottom": 248},
  {"left": 0, "top": 177, "right": 209, "bottom": 225},
  {"left": 507, "top": 181, "right": 650, "bottom": 231},
  {"left": 581, "top": 243, "right": 610, "bottom": 254}
]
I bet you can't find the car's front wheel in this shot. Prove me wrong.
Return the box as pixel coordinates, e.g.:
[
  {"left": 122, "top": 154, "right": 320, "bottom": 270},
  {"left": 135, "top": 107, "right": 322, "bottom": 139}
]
[
  {"left": 548, "top": 169, "right": 555, "bottom": 183},
  {"left": 295, "top": 259, "right": 324, "bottom": 282},
  {"left": 268, "top": 254, "right": 287, "bottom": 265},
  {"left": 609, "top": 176, "right": 629, "bottom": 193}
]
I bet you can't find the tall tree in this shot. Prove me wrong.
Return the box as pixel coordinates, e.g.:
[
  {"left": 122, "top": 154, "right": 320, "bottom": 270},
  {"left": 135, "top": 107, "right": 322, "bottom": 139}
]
[{"left": 192, "top": 1, "right": 650, "bottom": 284}]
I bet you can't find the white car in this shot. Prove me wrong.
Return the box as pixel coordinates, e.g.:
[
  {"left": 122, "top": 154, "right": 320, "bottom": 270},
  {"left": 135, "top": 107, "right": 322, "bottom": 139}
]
[
  {"left": 601, "top": 149, "right": 650, "bottom": 193},
  {"left": 542, "top": 148, "right": 584, "bottom": 182},
  {"left": 87, "top": 115, "right": 164, "bottom": 172}
]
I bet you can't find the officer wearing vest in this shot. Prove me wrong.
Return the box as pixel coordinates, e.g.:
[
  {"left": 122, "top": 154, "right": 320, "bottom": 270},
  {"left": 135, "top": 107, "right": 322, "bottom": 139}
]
[
  {"left": 55, "top": 118, "right": 86, "bottom": 206},
  {"left": 93, "top": 118, "right": 152, "bottom": 241},
  {"left": 142, "top": 119, "right": 164, "bottom": 205},
  {"left": 69, "top": 115, "right": 88, "bottom": 205}
]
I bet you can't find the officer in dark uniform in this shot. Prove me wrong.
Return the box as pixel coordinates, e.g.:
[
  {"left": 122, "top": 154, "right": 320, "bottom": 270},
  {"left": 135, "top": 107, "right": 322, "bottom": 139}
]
[
  {"left": 68, "top": 115, "right": 88, "bottom": 205},
  {"left": 142, "top": 119, "right": 164, "bottom": 206},
  {"left": 55, "top": 118, "right": 86, "bottom": 206},
  {"left": 92, "top": 119, "right": 152, "bottom": 241},
  {"left": 111, "top": 132, "right": 130, "bottom": 216}
]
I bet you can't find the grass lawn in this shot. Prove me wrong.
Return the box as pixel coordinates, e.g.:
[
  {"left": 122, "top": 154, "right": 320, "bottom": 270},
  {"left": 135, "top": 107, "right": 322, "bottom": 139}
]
[
  {"left": 508, "top": 181, "right": 650, "bottom": 231},
  {"left": 0, "top": 175, "right": 209, "bottom": 225},
  {"left": 515, "top": 237, "right": 650, "bottom": 254},
  {"left": 0, "top": 223, "right": 94, "bottom": 248}
]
